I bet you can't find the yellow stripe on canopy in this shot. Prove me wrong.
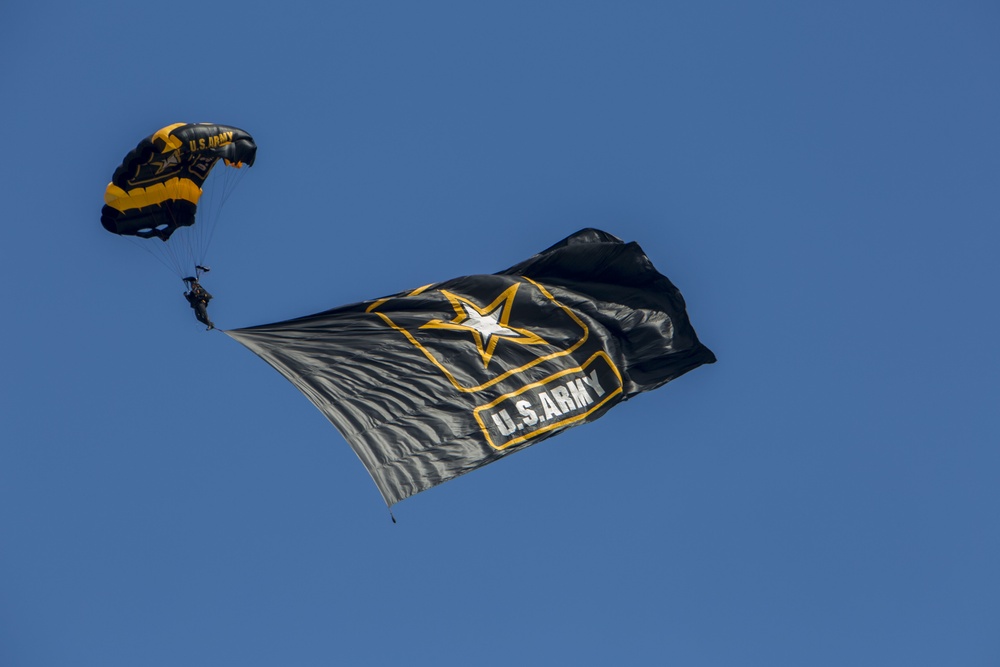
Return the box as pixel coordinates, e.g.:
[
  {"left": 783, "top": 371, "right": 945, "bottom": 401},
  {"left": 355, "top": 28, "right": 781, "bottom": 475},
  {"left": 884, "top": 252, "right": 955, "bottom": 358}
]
[{"left": 103, "top": 177, "right": 202, "bottom": 212}]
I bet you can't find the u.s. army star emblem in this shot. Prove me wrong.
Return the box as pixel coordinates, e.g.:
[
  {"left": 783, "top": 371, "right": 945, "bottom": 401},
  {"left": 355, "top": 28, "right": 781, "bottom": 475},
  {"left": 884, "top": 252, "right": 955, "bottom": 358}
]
[{"left": 420, "top": 283, "right": 548, "bottom": 368}]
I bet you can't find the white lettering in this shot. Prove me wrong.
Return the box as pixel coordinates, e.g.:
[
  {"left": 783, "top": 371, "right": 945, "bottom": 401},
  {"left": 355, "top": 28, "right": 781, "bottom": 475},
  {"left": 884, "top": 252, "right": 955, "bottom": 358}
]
[
  {"left": 492, "top": 410, "right": 517, "bottom": 436},
  {"left": 516, "top": 400, "right": 538, "bottom": 426},
  {"left": 568, "top": 378, "right": 593, "bottom": 408},
  {"left": 583, "top": 369, "right": 606, "bottom": 397},
  {"left": 539, "top": 392, "right": 562, "bottom": 420},
  {"left": 550, "top": 385, "right": 576, "bottom": 413}
]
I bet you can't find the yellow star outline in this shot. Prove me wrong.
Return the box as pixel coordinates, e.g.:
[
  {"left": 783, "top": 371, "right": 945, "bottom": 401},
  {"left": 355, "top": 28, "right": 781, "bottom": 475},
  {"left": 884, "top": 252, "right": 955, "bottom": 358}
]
[{"left": 420, "top": 283, "right": 549, "bottom": 368}]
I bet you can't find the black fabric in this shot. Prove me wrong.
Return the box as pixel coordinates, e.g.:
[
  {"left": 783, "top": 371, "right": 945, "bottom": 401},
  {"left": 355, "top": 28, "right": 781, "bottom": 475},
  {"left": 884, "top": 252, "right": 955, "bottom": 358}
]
[{"left": 226, "top": 229, "right": 715, "bottom": 506}]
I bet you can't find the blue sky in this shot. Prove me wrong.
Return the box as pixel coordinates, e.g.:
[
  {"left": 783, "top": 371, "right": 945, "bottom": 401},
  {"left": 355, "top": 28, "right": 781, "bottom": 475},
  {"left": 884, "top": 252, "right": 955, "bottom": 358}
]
[{"left": 2, "top": 2, "right": 998, "bottom": 665}]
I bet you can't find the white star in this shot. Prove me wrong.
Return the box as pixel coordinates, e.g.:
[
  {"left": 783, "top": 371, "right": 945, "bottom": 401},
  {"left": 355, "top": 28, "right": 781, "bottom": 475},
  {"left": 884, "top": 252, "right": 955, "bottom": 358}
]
[
  {"left": 420, "top": 283, "right": 548, "bottom": 368},
  {"left": 458, "top": 300, "right": 520, "bottom": 345}
]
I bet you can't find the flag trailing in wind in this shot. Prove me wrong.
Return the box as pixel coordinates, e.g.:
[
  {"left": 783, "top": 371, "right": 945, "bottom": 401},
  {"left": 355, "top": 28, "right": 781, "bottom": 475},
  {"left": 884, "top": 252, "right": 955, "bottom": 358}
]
[{"left": 226, "top": 229, "right": 716, "bottom": 506}]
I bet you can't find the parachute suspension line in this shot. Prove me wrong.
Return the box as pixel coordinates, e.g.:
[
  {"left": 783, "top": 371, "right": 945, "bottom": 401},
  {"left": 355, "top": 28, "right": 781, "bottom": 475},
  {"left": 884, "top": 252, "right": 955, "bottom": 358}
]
[
  {"left": 164, "top": 235, "right": 188, "bottom": 277},
  {"left": 124, "top": 234, "right": 190, "bottom": 280},
  {"left": 122, "top": 202, "right": 207, "bottom": 280},
  {"left": 195, "top": 162, "right": 249, "bottom": 268},
  {"left": 138, "top": 161, "right": 253, "bottom": 280},
  {"left": 193, "top": 168, "right": 219, "bottom": 265},
  {"left": 162, "top": 238, "right": 184, "bottom": 278},
  {"left": 125, "top": 236, "right": 179, "bottom": 278},
  {"left": 191, "top": 173, "right": 212, "bottom": 267},
  {"left": 183, "top": 161, "right": 252, "bottom": 274},
  {"left": 161, "top": 204, "right": 193, "bottom": 277}
]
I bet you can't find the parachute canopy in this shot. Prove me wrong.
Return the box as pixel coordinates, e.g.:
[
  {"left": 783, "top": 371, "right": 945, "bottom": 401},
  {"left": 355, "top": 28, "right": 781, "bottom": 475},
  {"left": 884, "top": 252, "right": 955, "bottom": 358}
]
[
  {"left": 102, "top": 123, "right": 256, "bottom": 241},
  {"left": 226, "top": 229, "right": 716, "bottom": 507}
]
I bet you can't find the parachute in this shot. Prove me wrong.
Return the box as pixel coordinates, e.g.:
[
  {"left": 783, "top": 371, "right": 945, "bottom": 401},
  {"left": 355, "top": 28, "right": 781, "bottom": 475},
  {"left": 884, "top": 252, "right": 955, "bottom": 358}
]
[{"left": 102, "top": 123, "right": 256, "bottom": 276}]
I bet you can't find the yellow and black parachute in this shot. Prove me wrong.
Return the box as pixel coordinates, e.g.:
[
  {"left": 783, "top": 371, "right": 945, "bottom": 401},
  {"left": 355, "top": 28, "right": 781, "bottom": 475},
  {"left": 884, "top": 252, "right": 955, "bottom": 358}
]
[{"left": 102, "top": 123, "right": 256, "bottom": 277}]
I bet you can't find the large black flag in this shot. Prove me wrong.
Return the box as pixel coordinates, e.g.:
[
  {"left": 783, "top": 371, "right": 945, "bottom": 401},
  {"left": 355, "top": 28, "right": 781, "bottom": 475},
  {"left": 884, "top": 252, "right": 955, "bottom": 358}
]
[{"left": 226, "top": 229, "right": 715, "bottom": 506}]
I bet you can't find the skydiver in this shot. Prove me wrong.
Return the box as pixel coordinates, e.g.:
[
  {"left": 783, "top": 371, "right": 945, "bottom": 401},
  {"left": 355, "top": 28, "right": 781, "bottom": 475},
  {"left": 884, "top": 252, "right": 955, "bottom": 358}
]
[{"left": 183, "top": 277, "right": 215, "bottom": 330}]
